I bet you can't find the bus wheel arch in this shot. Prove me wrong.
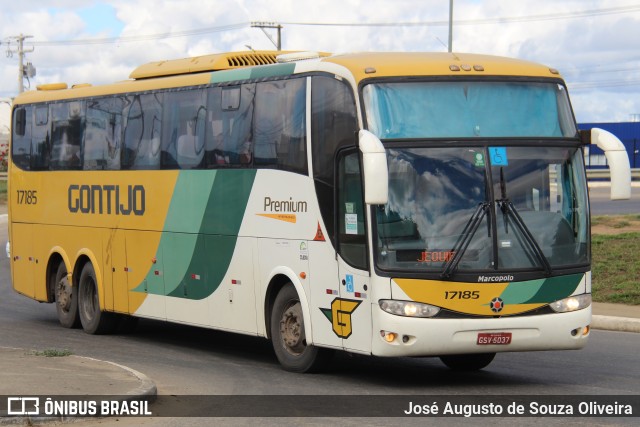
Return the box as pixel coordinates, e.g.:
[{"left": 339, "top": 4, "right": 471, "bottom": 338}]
[
  {"left": 267, "top": 279, "right": 333, "bottom": 373},
  {"left": 264, "top": 274, "right": 292, "bottom": 340}
]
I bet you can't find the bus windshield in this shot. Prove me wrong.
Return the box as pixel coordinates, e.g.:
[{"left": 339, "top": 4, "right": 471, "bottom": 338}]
[
  {"left": 363, "top": 81, "right": 577, "bottom": 138},
  {"left": 375, "top": 146, "right": 589, "bottom": 275}
]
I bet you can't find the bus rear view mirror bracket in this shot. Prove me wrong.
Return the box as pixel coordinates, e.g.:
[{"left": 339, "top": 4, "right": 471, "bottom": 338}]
[
  {"left": 359, "top": 130, "right": 388, "bottom": 205},
  {"left": 590, "top": 128, "right": 631, "bottom": 200}
]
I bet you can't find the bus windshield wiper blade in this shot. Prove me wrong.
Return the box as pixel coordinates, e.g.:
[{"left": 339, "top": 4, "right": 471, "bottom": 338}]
[
  {"left": 497, "top": 199, "right": 552, "bottom": 276},
  {"left": 496, "top": 168, "right": 552, "bottom": 276},
  {"left": 441, "top": 201, "right": 490, "bottom": 279}
]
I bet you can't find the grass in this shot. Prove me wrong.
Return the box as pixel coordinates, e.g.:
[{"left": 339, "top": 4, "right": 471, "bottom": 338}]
[
  {"left": 591, "top": 219, "right": 640, "bottom": 305},
  {"left": 0, "top": 179, "right": 6, "bottom": 204},
  {"left": 31, "top": 348, "right": 73, "bottom": 357}
]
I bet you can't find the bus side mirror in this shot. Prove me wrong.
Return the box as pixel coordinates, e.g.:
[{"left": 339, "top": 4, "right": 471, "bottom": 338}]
[
  {"left": 359, "top": 130, "right": 388, "bottom": 205},
  {"left": 590, "top": 128, "right": 631, "bottom": 200}
]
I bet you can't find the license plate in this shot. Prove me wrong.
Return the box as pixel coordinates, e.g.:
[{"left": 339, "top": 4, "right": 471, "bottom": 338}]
[{"left": 477, "top": 332, "right": 512, "bottom": 345}]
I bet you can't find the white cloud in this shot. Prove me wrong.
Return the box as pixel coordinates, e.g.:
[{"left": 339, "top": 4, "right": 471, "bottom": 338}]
[{"left": 2, "top": 0, "right": 640, "bottom": 125}]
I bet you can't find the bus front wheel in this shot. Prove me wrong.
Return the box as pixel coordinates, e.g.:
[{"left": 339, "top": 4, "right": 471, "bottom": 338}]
[
  {"left": 270, "top": 285, "right": 333, "bottom": 373},
  {"left": 439, "top": 353, "right": 496, "bottom": 371},
  {"left": 78, "top": 263, "right": 116, "bottom": 335},
  {"left": 54, "top": 263, "right": 80, "bottom": 329}
]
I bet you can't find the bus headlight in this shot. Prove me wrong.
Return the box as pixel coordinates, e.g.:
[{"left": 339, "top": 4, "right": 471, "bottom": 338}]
[
  {"left": 5, "top": 241, "right": 9, "bottom": 259},
  {"left": 550, "top": 294, "right": 591, "bottom": 313},
  {"left": 379, "top": 300, "right": 440, "bottom": 318}
]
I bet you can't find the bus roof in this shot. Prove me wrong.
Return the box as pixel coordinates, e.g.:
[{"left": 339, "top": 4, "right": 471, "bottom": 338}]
[
  {"left": 321, "top": 52, "right": 561, "bottom": 81},
  {"left": 13, "top": 51, "right": 562, "bottom": 105}
]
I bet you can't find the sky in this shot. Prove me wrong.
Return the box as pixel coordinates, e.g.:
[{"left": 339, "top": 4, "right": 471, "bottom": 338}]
[{"left": 2, "top": 0, "right": 640, "bottom": 130}]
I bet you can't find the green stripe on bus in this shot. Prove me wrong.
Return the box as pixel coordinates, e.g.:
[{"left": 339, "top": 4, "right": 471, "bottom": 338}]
[
  {"left": 521, "top": 274, "right": 584, "bottom": 304},
  {"left": 499, "top": 274, "right": 584, "bottom": 305},
  {"left": 209, "top": 63, "right": 295, "bottom": 85},
  {"left": 210, "top": 68, "right": 252, "bottom": 84},
  {"left": 249, "top": 63, "right": 295, "bottom": 79},
  {"left": 497, "top": 279, "right": 545, "bottom": 304},
  {"left": 134, "top": 169, "right": 257, "bottom": 300}
]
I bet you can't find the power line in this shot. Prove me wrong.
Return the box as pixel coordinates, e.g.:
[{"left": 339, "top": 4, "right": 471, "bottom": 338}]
[
  {"left": 569, "top": 79, "right": 640, "bottom": 90},
  {"left": 281, "top": 4, "right": 640, "bottom": 27}
]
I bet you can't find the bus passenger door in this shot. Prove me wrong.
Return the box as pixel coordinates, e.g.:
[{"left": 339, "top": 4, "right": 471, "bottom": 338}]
[{"left": 335, "top": 151, "right": 372, "bottom": 353}]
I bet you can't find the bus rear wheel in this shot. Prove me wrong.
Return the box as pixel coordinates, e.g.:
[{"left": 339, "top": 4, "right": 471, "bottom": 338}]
[
  {"left": 78, "top": 262, "right": 116, "bottom": 335},
  {"left": 439, "top": 353, "right": 496, "bottom": 371},
  {"left": 54, "top": 263, "right": 80, "bottom": 328},
  {"left": 270, "top": 285, "right": 333, "bottom": 373}
]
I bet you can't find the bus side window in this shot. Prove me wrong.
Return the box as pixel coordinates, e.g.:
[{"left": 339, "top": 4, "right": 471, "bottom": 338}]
[
  {"left": 84, "top": 97, "right": 123, "bottom": 170},
  {"left": 123, "top": 93, "right": 162, "bottom": 170},
  {"left": 311, "top": 75, "right": 358, "bottom": 247},
  {"left": 163, "top": 89, "right": 206, "bottom": 169},
  {"left": 11, "top": 107, "right": 32, "bottom": 170},
  {"left": 218, "top": 84, "right": 255, "bottom": 166},
  {"left": 31, "top": 105, "right": 50, "bottom": 170},
  {"left": 50, "top": 101, "right": 84, "bottom": 170},
  {"left": 205, "top": 87, "right": 224, "bottom": 166},
  {"left": 337, "top": 151, "right": 368, "bottom": 270},
  {"left": 254, "top": 78, "right": 307, "bottom": 173}
]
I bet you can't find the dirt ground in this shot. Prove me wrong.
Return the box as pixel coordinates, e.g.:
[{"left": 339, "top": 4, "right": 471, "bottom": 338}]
[{"left": 591, "top": 215, "right": 640, "bottom": 235}]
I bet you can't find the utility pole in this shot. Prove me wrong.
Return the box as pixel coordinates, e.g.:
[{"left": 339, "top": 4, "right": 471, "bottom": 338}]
[
  {"left": 4, "top": 34, "right": 36, "bottom": 93},
  {"left": 448, "top": 0, "right": 454, "bottom": 53},
  {"left": 250, "top": 22, "right": 282, "bottom": 51}
]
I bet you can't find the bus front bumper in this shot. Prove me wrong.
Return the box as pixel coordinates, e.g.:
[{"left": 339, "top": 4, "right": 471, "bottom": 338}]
[{"left": 371, "top": 305, "right": 591, "bottom": 357}]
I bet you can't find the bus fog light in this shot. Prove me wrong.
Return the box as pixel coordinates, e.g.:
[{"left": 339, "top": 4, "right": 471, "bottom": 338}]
[
  {"left": 550, "top": 294, "right": 591, "bottom": 313},
  {"left": 379, "top": 300, "right": 440, "bottom": 318},
  {"left": 380, "top": 330, "right": 397, "bottom": 342}
]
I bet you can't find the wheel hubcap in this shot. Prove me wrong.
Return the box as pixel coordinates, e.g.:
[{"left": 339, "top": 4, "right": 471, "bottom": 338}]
[
  {"left": 56, "top": 277, "right": 72, "bottom": 312},
  {"left": 280, "top": 302, "right": 305, "bottom": 355}
]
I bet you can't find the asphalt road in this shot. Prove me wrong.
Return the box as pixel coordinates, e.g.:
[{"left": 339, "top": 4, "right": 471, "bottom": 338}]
[
  {"left": 0, "top": 215, "right": 639, "bottom": 426},
  {"left": 589, "top": 184, "right": 640, "bottom": 215}
]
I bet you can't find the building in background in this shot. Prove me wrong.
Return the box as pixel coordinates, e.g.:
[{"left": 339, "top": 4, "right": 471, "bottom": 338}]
[{"left": 579, "top": 122, "right": 640, "bottom": 169}]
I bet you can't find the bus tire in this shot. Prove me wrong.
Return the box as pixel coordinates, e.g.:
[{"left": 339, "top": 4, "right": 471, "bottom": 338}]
[
  {"left": 270, "top": 285, "right": 333, "bottom": 373},
  {"left": 54, "top": 262, "right": 80, "bottom": 329},
  {"left": 439, "top": 353, "right": 496, "bottom": 371},
  {"left": 78, "top": 262, "right": 116, "bottom": 335}
]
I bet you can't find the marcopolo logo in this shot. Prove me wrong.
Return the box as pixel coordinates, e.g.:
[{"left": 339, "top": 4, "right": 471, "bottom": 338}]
[{"left": 477, "top": 275, "right": 514, "bottom": 283}]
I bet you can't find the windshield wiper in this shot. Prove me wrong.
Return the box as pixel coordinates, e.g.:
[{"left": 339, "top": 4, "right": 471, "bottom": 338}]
[
  {"left": 441, "top": 201, "right": 491, "bottom": 279},
  {"left": 496, "top": 168, "right": 552, "bottom": 276}
]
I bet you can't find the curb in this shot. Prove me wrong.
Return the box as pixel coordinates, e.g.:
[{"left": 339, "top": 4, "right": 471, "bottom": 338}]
[
  {"left": 592, "top": 315, "right": 640, "bottom": 333},
  {"left": 91, "top": 358, "right": 157, "bottom": 398},
  {"left": 0, "top": 355, "right": 156, "bottom": 426}
]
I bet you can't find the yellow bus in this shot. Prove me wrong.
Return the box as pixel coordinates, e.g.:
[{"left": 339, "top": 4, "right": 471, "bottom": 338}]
[{"left": 8, "top": 50, "right": 631, "bottom": 372}]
